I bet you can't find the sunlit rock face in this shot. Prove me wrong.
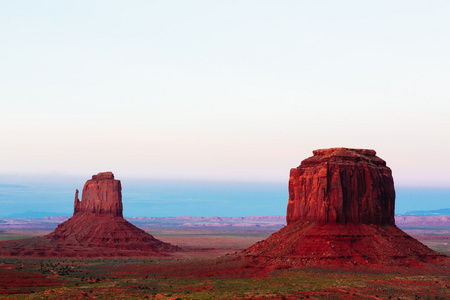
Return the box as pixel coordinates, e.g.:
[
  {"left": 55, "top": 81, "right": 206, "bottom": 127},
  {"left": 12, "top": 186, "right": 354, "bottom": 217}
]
[
  {"left": 74, "top": 172, "right": 123, "bottom": 217},
  {"left": 287, "top": 148, "right": 395, "bottom": 226}
]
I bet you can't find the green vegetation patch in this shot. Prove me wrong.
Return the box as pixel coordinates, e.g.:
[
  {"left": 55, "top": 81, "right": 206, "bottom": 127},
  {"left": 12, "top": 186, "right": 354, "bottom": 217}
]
[{"left": 1, "top": 258, "right": 449, "bottom": 299}]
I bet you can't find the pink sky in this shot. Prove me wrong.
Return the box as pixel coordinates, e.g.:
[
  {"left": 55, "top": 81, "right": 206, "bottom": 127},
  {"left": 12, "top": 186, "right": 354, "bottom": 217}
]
[{"left": 1, "top": 1, "right": 449, "bottom": 187}]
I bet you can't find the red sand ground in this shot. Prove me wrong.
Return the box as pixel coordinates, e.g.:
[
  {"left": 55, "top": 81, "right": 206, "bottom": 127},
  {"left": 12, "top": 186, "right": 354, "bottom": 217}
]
[
  {"left": 0, "top": 227, "right": 448, "bottom": 299},
  {"left": 0, "top": 264, "right": 60, "bottom": 294}
]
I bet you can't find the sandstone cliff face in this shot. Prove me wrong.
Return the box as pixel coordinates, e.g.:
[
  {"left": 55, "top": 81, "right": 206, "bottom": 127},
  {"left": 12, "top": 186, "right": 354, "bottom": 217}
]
[
  {"left": 287, "top": 148, "right": 395, "bottom": 226},
  {"left": 74, "top": 172, "right": 123, "bottom": 217}
]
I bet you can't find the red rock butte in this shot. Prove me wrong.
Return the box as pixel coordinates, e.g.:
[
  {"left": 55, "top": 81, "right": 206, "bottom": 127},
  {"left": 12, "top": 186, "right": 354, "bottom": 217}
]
[
  {"left": 0, "top": 172, "right": 178, "bottom": 257},
  {"left": 243, "top": 148, "right": 446, "bottom": 267}
]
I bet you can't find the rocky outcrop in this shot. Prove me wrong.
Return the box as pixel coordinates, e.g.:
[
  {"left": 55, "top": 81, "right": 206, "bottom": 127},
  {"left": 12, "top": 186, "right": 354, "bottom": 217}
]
[{"left": 287, "top": 148, "right": 395, "bottom": 225}]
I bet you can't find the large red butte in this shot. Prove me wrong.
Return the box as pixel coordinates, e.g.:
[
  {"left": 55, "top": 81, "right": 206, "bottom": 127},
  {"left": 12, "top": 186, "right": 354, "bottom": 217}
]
[{"left": 244, "top": 148, "right": 444, "bottom": 267}]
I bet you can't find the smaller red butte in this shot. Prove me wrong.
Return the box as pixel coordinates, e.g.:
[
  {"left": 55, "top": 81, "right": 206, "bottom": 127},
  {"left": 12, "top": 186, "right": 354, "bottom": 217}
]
[
  {"left": 0, "top": 172, "right": 178, "bottom": 257},
  {"left": 46, "top": 172, "right": 178, "bottom": 254},
  {"left": 287, "top": 148, "right": 395, "bottom": 225}
]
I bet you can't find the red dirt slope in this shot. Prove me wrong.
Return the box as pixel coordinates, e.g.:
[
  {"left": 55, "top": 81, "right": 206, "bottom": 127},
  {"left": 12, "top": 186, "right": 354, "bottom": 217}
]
[{"left": 243, "top": 220, "right": 444, "bottom": 268}]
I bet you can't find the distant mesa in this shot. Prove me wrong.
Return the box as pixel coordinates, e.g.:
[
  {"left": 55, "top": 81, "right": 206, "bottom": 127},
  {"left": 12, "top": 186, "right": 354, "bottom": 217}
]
[
  {"left": 243, "top": 148, "right": 446, "bottom": 267},
  {"left": 404, "top": 208, "right": 450, "bottom": 216},
  {"left": 0, "top": 172, "right": 178, "bottom": 257}
]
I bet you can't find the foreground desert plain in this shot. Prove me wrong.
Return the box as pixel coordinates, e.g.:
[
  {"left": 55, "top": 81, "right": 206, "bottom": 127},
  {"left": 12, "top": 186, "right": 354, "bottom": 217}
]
[
  {"left": 0, "top": 225, "right": 449, "bottom": 299},
  {"left": 1, "top": 149, "right": 449, "bottom": 299}
]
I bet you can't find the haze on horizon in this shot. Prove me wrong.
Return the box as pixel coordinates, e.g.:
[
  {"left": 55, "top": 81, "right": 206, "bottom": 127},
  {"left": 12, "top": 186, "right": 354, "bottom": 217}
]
[{"left": 1, "top": 1, "right": 449, "bottom": 217}]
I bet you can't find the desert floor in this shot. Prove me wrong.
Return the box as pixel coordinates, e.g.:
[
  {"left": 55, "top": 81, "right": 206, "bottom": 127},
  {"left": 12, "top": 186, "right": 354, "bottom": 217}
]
[{"left": 0, "top": 226, "right": 449, "bottom": 299}]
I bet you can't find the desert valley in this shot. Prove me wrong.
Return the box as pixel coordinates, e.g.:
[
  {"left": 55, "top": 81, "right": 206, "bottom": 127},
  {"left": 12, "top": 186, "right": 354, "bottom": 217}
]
[
  {"left": 3, "top": 1, "right": 450, "bottom": 298},
  {"left": 0, "top": 148, "right": 449, "bottom": 299}
]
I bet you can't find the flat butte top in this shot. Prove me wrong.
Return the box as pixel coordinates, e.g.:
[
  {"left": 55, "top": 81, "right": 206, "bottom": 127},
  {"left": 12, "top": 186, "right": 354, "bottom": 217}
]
[
  {"left": 300, "top": 147, "right": 387, "bottom": 167},
  {"left": 91, "top": 172, "right": 115, "bottom": 180}
]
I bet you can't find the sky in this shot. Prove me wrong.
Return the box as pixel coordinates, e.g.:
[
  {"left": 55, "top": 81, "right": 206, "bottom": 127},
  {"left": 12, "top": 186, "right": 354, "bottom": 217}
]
[{"left": 1, "top": 1, "right": 449, "bottom": 217}]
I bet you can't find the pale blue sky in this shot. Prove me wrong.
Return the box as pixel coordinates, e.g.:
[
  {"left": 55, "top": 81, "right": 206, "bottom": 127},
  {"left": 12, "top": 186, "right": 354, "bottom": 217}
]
[{"left": 1, "top": 1, "right": 450, "bottom": 188}]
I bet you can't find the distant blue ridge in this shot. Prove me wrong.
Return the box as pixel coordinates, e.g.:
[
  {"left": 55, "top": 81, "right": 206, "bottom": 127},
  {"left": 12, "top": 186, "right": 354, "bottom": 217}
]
[
  {"left": 6, "top": 211, "right": 70, "bottom": 218},
  {"left": 1, "top": 180, "right": 449, "bottom": 218},
  {"left": 403, "top": 208, "right": 450, "bottom": 216}
]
